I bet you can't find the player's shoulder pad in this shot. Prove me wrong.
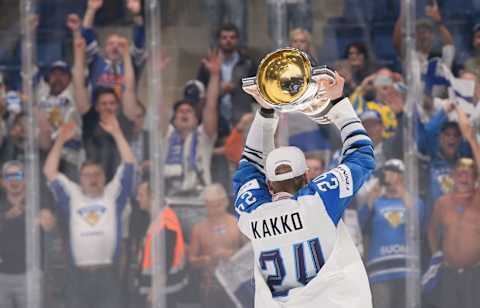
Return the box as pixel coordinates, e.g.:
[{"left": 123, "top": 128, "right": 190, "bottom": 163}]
[
  {"left": 303, "top": 164, "right": 354, "bottom": 199},
  {"left": 234, "top": 177, "right": 272, "bottom": 215},
  {"left": 294, "top": 164, "right": 355, "bottom": 224},
  {"left": 233, "top": 161, "right": 272, "bottom": 216}
]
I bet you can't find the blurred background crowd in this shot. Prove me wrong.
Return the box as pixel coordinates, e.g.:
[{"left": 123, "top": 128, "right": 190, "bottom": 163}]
[{"left": 1, "top": 0, "right": 480, "bottom": 308}]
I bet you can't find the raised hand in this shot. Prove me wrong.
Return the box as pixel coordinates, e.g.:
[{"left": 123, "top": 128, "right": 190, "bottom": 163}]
[
  {"left": 222, "top": 81, "right": 234, "bottom": 94},
  {"left": 66, "top": 14, "right": 81, "bottom": 32},
  {"left": 38, "top": 209, "right": 56, "bottom": 232},
  {"left": 127, "top": 0, "right": 142, "bottom": 15},
  {"left": 201, "top": 49, "right": 222, "bottom": 76},
  {"left": 323, "top": 72, "right": 345, "bottom": 102},
  {"left": 236, "top": 112, "right": 254, "bottom": 132},
  {"left": 242, "top": 84, "right": 273, "bottom": 109},
  {"left": 426, "top": 3, "right": 442, "bottom": 23},
  {"left": 58, "top": 122, "right": 77, "bottom": 143},
  {"left": 100, "top": 113, "right": 122, "bottom": 136},
  {"left": 456, "top": 106, "right": 475, "bottom": 143},
  {"left": 73, "top": 36, "right": 86, "bottom": 51},
  {"left": 88, "top": 0, "right": 103, "bottom": 11},
  {"left": 360, "top": 73, "right": 377, "bottom": 90}
]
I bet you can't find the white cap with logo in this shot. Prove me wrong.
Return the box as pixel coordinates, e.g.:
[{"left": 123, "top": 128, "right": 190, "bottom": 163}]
[{"left": 266, "top": 146, "right": 308, "bottom": 182}]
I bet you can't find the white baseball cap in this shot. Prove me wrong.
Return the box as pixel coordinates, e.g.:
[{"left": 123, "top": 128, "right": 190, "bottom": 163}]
[{"left": 266, "top": 146, "right": 308, "bottom": 182}]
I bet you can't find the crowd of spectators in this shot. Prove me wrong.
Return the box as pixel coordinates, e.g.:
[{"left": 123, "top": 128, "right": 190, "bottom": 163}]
[{"left": 1, "top": 0, "right": 480, "bottom": 308}]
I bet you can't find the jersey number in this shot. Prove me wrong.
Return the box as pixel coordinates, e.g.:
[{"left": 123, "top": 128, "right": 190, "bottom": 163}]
[
  {"left": 313, "top": 173, "right": 339, "bottom": 191},
  {"left": 237, "top": 191, "right": 257, "bottom": 211},
  {"left": 259, "top": 238, "right": 325, "bottom": 297}
]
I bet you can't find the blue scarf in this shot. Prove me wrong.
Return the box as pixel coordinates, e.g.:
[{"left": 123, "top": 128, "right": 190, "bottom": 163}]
[{"left": 165, "top": 128, "right": 199, "bottom": 173}]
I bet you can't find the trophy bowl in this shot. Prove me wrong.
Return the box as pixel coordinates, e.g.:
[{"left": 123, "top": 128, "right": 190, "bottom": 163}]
[{"left": 242, "top": 48, "right": 335, "bottom": 115}]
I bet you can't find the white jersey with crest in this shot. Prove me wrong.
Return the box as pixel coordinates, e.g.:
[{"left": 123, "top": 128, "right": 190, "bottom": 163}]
[
  {"left": 232, "top": 104, "right": 375, "bottom": 308},
  {"left": 49, "top": 163, "right": 134, "bottom": 266}
]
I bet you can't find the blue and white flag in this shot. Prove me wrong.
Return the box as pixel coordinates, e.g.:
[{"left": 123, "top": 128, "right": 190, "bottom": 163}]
[
  {"left": 423, "top": 57, "right": 478, "bottom": 120},
  {"left": 423, "top": 57, "right": 452, "bottom": 97}
]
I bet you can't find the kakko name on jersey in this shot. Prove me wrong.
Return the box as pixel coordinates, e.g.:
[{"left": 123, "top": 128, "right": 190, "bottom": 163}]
[
  {"left": 250, "top": 212, "right": 303, "bottom": 239},
  {"left": 232, "top": 98, "right": 375, "bottom": 308}
]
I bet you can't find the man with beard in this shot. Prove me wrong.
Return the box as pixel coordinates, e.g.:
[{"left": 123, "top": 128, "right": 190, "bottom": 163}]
[
  {"left": 36, "top": 61, "right": 84, "bottom": 177},
  {"left": 197, "top": 23, "right": 256, "bottom": 136}
]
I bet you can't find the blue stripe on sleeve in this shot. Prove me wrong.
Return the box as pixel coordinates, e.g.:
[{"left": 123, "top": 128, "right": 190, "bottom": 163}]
[
  {"left": 81, "top": 27, "right": 97, "bottom": 46},
  {"left": 49, "top": 180, "right": 71, "bottom": 212},
  {"left": 115, "top": 163, "right": 135, "bottom": 212},
  {"left": 233, "top": 160, "right": 272, "bottom": 217},
  {"left": 296, "top": 138, "right": 375, "bottom": 225},
  {"left": 133, "top": 25, "right": 145, "bottom": 49}
]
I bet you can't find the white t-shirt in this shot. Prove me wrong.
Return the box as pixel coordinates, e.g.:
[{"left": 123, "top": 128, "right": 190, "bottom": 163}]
[
  {"left": 36, "top": 80, "right": 84, "bottom": 165},
  {"left": 49, "top": 163, "right": 134, "bottom": 266}
]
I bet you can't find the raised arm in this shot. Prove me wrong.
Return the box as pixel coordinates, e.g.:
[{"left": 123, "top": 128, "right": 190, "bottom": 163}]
[
  {"left": 35, "top": 107, "right": 54, "bottom": 151},
  {"left": 417, "top": 103, "right": 452, "bottom": 155},
  {"left": 43, "top": 122, "right": 77, "bottom": 182},
  {"left": 119, "top": 37, "right": 141, "bottom": 121},
  {"left": 127, "top": 0, "right": 146, "bottom": 67},
  {"left": 426, "top": 4, "right": 453, "bottom": 46},
  {"left": 66, "top": 13, "right": 82, "bottom": 39},
  {"left": 232, "top": 90, "right": 278, "bottom": 215},
  {"left": 201, "top": 50, "right": 221, "bottom": 139},
  {"left": 301, "top": 74, "right": 375, "bottom": 224},
  {"left": 72, "top": 37, "right": 91, "bottom": 115},
  {"left": 100, "top": 114, "right": 135, "bottom": 164},
  {"left": 81, "top": 0, "right": 102, "bottom": 64},
  {"left": 83, "top": 0, "right": 102, "bottom": 29},
  {"left": 393, "top": 9, "right": 404, "bottom": 56},
  {"left": 456, "top": 106, "right": 480, "bottom": 171}
]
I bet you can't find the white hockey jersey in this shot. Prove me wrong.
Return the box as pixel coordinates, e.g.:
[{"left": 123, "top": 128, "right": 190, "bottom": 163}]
[{"left": 232, "top": 105, "right": 375, "bottom": 308}]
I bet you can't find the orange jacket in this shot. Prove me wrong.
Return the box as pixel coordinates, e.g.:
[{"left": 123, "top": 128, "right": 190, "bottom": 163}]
[
  {"left": 224, "top": 128, "right": 244, "bottom": 164},
  {"left": 140, "top": 207, "right": 187, "bottom": 294}
]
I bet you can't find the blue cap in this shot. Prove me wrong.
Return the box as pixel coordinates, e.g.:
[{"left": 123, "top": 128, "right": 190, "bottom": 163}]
[
  {"left": 183, "top": 80, "right": 205, "bottom": 104},
  {"left": 49, "top": 60, "right": 71, "bottom": 74}
]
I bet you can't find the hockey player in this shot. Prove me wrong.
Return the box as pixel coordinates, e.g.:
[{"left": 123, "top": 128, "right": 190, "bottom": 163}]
[{"left": 233, "top": 73, "right": 375, "bottom": 307}]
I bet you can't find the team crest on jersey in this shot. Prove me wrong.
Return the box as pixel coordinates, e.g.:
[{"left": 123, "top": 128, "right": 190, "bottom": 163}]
[
  {"left": 438, "top": 174, "right": 454, "bottom": 194},
  {"left": 78, "top": 205, "right": 106, "bottom": 226},
  {"left": 383, "top": 211, "right": 404, "bottom": 228}
]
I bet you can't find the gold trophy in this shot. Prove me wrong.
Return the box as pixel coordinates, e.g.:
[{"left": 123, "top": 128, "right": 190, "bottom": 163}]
[{"left": 242, "top": 48, "right": 336, "bottom": 121}]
